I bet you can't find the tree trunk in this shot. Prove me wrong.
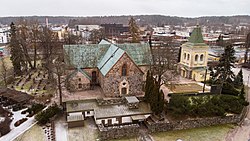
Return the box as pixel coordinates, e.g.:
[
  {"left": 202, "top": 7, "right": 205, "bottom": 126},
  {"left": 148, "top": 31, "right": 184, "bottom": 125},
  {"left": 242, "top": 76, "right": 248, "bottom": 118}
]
[{"left": 58, "top": 73, "right": 63, "bottom": 106}]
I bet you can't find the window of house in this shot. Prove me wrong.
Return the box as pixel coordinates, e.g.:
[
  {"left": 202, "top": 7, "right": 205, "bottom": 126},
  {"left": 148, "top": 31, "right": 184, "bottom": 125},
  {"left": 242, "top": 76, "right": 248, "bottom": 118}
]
[
  {"left": 79, "top": 78, "right": 81, "bottom": 81},
  {"left": 78, "top": 83, "right": 83, "bottom": 89},
  {"left": 184, "top": 53, "right": 186, "bottom": 60},
  {"left": 86, "top": 111, "right": 90, "bottom": 114},
  {"left": 122, "top": 64, "right": 127, "bottom": 76},
  {"left": 101, "top": 120, "right": 105, "bottom": 125},
  {"left": 195, "top": 54, "right": 198, "bottom": 62},
  {"left": 187, "top": 54, "right": 190, "bottom": 60},
  {"left": 200, "top": 54, "right": 204, "bottom": 62}
]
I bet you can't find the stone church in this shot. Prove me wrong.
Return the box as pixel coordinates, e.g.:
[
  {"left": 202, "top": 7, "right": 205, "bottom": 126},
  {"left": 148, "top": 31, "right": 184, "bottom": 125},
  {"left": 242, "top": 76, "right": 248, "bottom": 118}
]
[
  {"left": 178, "top": 25, "right": 210, "bottom": 81},
  {"left": 64, "top": 40, "right": 152, "bottom": 97}
]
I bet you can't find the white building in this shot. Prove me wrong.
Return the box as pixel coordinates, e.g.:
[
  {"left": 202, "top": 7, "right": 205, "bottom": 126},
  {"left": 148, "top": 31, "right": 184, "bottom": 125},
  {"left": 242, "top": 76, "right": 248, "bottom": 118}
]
[
  {"left": 66, "top": 97, "right": 152, "bottom": 128},
  {"left": 0, "top": 27, "right": 10, "bottom": 44}
]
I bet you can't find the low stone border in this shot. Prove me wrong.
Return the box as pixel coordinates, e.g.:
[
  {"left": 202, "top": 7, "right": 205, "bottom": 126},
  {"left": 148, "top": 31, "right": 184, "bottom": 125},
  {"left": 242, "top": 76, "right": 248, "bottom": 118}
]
[
  {"left": 98, "top": 124, "right": 140, "bottom": 140},
  {"left": 146, "top": 115, "right": 241, "bottom": 133}
]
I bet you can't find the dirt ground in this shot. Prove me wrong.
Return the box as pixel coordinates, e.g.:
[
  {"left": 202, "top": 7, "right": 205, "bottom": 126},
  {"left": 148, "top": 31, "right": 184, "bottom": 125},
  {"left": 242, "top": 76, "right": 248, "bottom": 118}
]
[
  {"left": 67, "top": 118, "right": 99, "bottom": 141},
  {"left": 13, "top": 124, "right": 45, "bottom": 141}
]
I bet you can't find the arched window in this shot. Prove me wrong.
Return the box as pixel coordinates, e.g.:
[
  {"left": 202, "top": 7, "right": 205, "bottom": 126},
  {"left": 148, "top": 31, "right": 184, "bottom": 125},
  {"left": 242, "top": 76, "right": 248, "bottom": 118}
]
[
  {"left": 187, "top": 54, "right": 190, "bottom": 60},
  {"left": 122, "top": 64, "right": 127, "bottom": 76},
  {"left": 121, "top": 88, "right": 127, "bottom": 95},
  {"left": 200, "top": 54, "right": 204, "bottom": 62},
  {"left": 195, "top": 54, "right": 198, "bottom": 61},
  {"left": 92, "top": 71, "right": 97, "bottom": 84},
  {"left": 184, "top": 53, "right": 186, "bottom": 60}
]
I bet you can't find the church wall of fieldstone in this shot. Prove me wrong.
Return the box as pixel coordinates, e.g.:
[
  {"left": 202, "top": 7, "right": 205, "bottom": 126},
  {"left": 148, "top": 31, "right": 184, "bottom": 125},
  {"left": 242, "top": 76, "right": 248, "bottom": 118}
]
[
  {"left": 67, "top": 71, "right": 91, "bottom": 92},
  {"left": 102, "top": 53, "right": 144, "bottom": 97}
]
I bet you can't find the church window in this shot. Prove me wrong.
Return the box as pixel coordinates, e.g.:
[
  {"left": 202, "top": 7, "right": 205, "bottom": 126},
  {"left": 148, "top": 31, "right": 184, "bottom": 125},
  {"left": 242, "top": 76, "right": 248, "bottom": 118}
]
[
  {"left": 122, "top": 64, "right": 127, "bottom": 76},
  {"left": 78, "top": 83, "right": 83, "bottom": 89},
  {"left": 184, "top": 53, "right": 186, "bottom": 60},
  {"left": 195, "top": 54, "right": 198, "bottom": 61},
  {"left": 121, "top": 88, "right": 127, "bottom": 95},
  {"left": 187, "top": 54, "right": 190, "bottom": 60},
  {"left": 200, "top": 54, "right": 204, "bottom": 62},
  {"left": 79, "top": 78, "right": 81, "bottom": 81}
]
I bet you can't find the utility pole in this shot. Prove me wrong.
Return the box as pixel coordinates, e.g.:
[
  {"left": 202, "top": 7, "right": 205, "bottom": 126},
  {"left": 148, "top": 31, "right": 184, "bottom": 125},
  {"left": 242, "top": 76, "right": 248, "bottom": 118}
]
[{"left": 203, "top": 68, "right": 208, "bottom": 93}]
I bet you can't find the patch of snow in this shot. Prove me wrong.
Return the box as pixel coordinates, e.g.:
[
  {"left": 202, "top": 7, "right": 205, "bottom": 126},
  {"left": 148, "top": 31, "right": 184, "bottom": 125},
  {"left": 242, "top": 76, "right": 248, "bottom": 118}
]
[{"left": 10, "top": 108, "right": 28, "bottom": 129}]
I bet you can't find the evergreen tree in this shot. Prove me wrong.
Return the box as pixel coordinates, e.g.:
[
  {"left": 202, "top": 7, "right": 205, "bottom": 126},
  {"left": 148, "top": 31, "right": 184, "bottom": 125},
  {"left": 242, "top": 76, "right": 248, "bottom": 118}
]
[
  {"left": 150, "top": 82, "right": 159, "bottom": 114},
  {"left": 216, "top": 34, "right": 224, "bottom": 47},
  {"left": 157, "top": 90, "right": 165, "bottom": 115},
  {"left": 239, "top": 86, "right": 245, "bottom": 100},
  {"left": 9, "top": 22, "right": 23, "bottom": 76},
  {"left": 144, "top": 70, "right": 152, "bottom": 102},
  {"left": 215, "top": 44, "right": 236, "bottom": 84},
  {"left": 234, "top": 68, "right": 243, "bottom": 88},
  {"left": 128, "top": 17, "right": 140, "bottom": 43}
]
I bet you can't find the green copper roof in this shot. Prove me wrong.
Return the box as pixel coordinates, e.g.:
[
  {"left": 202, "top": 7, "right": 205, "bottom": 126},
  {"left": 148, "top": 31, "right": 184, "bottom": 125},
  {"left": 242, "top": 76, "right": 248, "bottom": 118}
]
[
  {"left": 116, "top": 43, "right": 152, "bottom": 66},
  {"left": 188, "top": 26, "right": 204, "bottom": 44},
  {"left": 63, "top": 40, "right": 152, "bottom": 69},
  {"left": 64, "top": 44, "right": 110, "bottom": 68},
  {"left": 66, "top": 67, "right": 91, "bottom": 81},
  {"left": 99, "top": 39, "right": 112, "bottom": 45}
]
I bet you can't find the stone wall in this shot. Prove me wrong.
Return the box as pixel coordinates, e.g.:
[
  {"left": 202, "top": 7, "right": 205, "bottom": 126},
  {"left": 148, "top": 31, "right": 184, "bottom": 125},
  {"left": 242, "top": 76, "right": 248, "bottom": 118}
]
[
  {"left": 98, "top": 124, "right": 140, "bottom": 140},
  {"left": 67, "top": 71, "right": 91, "bottom": 92},
  {"left": 146, "top": 115, "right": 241, "bottom": 133},
  {"left": 102, "top": 53, "right": 144, "bottom": 97}
]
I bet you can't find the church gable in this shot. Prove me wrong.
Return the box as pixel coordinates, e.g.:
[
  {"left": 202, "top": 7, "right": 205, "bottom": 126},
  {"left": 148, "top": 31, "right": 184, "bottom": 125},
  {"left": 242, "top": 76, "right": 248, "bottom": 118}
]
[
  {"left": 102, "top": 53, "right": 144, "bottom": 97},
  {"left": 106, "top": 53, "right": 143, "bottom": 77},
  {"left": 66, "top": 69, "right": 91, "bottom": 92}
]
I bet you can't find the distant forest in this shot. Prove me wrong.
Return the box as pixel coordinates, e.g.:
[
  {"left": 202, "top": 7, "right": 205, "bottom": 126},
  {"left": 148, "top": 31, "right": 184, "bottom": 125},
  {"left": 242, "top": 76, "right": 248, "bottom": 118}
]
[{"left": 0, "top": 15, "right": 250, "bottom": 27}]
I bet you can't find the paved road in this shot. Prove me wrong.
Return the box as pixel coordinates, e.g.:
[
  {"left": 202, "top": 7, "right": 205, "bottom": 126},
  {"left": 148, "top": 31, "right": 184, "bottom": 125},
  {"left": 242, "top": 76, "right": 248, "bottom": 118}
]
[
  {"left": 225, "top": 68, "right": 250, "bottom": 141},
  {"left": 0, "top": 117, "right": 37, "bottom": 141}
]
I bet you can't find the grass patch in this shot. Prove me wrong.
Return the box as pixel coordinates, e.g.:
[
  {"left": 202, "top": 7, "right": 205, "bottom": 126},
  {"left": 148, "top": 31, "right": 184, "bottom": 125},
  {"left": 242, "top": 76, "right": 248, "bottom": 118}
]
[
  {"left": 13, "top": 124, "right": 45, "bottom": 141},
  {"left": 68, "top": 119, "right": 98, "bottom": 141},
  {"left": 166, "top": 83, "right": 209, "bottom": 93},
  {"left": 152, "top": 124, "right": 235, "bottom": 141}
]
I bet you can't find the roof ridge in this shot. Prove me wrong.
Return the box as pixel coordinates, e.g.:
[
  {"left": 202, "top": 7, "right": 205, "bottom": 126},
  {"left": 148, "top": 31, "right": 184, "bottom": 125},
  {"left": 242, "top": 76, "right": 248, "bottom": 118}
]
[
  {"left": 188, "top": 25, "right": 204, "bottom": 44},
  {"left": 99, "top": 45, "right": 121, "bottom": 70}
]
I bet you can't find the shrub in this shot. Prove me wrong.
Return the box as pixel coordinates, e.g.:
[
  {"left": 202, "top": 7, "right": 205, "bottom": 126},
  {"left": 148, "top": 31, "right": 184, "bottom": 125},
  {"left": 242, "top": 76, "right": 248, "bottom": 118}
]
[
  {"left": 167, "top": 94, "right": 248, "bottom": 118},
  {"left": 27, "top": 103, "right": 45, "bottom": 115},
  {"left": 222, "top": 82, "right": 240, "bottom": 96},
  {"left": 35, "top": 104, "right": 61, "bottom": 125},
  {"left": 14, "top": 118, "right": 27, "bottom": 127}
]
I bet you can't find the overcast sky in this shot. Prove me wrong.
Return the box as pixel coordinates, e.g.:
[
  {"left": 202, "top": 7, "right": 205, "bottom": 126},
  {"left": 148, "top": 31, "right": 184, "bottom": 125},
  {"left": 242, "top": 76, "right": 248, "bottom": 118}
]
[{"left": 0, "top": 0, "right": 249, "bottom": 17}]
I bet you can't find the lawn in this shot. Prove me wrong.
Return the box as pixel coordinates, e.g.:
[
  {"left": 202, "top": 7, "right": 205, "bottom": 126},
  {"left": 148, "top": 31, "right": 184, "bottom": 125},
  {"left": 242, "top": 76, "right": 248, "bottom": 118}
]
[
  {"left": 13, "top": 124, "right": 45, "bottom": 141},
  {"left": 68, "top": 119, "right": 99, "bottom": 141},
  {"left": 152, "top": 124, "right": 234, "bottom": 141},
  {"left": 166, "top": 83, "right": 209, "bottom": 93},
  {"left": 111, "top": 124, "right": 234, "bottom": 141}
]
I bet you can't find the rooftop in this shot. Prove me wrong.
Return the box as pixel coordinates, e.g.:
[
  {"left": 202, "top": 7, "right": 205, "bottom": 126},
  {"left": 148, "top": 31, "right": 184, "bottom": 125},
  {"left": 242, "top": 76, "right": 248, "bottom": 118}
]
[
  {"left": 189, "top": 26, "right": 204, "bottom": 43},
  {"left": 63, "top": 40, "right": 152, "bottom": 69},
  {"left": 125, "top": 96, "right": 139, "bottom": 103},
  {"left": 66, "top": 99, "right": 151, "bottom": 119}
]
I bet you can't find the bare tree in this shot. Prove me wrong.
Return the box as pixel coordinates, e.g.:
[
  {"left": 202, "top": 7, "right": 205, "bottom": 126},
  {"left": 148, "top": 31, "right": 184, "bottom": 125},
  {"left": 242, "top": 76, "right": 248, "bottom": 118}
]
[
  {"left": 150, "top": 37, "right": 179, "bottom": 86},
  {"left": 51, "top": 56, "right": 65, "bottom": 106},
  {"left": 16, "top": 19, "right": 35, "bottom": 70},
  {"left": 39, "top": 27, "right": 62, "bottom": 80}
]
